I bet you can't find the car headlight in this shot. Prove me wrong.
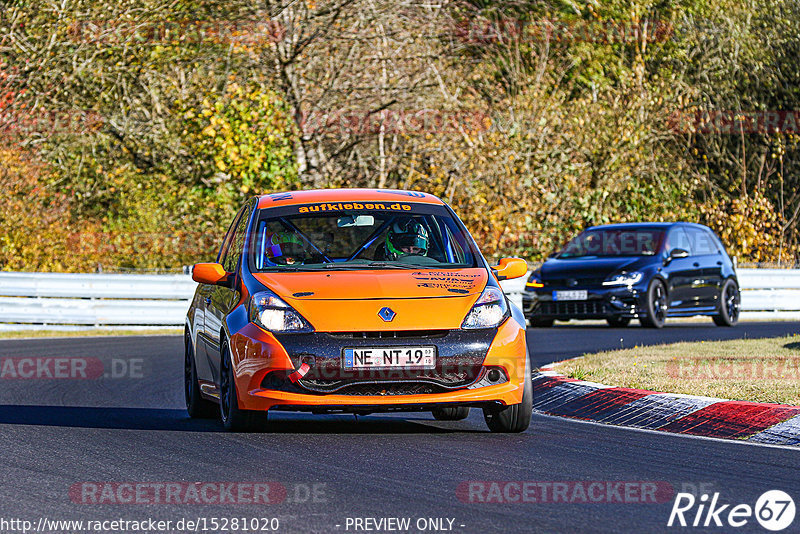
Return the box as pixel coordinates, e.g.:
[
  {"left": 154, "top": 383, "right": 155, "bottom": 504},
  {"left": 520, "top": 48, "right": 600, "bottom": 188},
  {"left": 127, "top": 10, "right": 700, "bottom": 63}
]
[
  {"left": 602, "top": 272, "right": 643, "bottom": 286},
  {"left": 462, "top": 286, "right": 509, "bottom": 329},
  {"left": 250, "top": 290, "right": 314, "bottom": 333}
]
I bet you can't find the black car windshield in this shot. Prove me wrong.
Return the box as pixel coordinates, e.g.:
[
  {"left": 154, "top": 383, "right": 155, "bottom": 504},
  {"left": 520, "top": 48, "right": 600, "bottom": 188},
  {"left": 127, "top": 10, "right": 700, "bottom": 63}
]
[
  {"left": 558, "top": 228, "right": 665, "bottom": 258},
  {"left": 249, "top": 203, "right": 479, "bottom": 271}
]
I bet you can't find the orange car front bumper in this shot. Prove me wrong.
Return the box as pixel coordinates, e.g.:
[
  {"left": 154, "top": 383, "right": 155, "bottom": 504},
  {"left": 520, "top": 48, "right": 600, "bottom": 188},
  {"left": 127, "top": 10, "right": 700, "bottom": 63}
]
[{"left": 229, "top": 317, "right": 527, "bottom": 412}]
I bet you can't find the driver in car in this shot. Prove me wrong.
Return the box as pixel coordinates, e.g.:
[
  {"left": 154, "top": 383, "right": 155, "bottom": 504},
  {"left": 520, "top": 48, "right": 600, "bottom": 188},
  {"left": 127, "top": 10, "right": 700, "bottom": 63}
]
[
  {"left": 265, "top": 231, "right": 308, "bottom": 265},
  {"left": 382, "top": 219, "right": 430, "bottom": 260}
]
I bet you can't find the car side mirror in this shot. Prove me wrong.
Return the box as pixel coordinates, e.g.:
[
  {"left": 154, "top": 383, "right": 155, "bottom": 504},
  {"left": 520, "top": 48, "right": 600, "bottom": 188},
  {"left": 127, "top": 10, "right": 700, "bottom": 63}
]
[
  {"left": 493, "top": 257, "right": 528, "bottom": 281},
  {"left": 192, "top": 263, "right": 233, "bottom": 287},
  {"left": 664, "top": 248, "right": 689, "bottom": 265}
]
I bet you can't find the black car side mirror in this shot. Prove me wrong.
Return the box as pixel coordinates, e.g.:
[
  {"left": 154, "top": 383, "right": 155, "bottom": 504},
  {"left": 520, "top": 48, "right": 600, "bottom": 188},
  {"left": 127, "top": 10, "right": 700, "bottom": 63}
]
[{"left": 664, "top": 248, "right": 690, "bottom": 265}]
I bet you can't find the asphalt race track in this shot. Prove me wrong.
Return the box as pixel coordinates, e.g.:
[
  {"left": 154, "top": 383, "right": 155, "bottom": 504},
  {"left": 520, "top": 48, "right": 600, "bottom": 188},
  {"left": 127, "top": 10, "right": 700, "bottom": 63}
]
[{"left": 1, "top": 322, "right": 799, "bottom": 534}]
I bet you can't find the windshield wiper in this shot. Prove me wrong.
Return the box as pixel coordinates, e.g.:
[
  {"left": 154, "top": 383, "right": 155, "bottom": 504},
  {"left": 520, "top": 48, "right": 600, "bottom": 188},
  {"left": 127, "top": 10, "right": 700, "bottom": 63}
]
[
  {"left": 261, "top": 262, "right": 420, "bottom": 272},
  {"left": 258, "top": 266, "right": 330, "bottom": 272},
  {"left": 365, "top": 262, "right": 416, "bottom": 269},
  {"left": 313, "top": 262, "right": 415, "bottom": 270}
]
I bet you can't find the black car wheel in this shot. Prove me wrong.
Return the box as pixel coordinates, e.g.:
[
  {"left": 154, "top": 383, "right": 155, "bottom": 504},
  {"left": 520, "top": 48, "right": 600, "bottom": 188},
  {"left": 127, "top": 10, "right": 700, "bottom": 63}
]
[
  {"left": 713, "top": 279, "right": 740, "bottom": 327},
  {"left": 185, "top": 334, "right": 217, "bottom": 418},
  {"left": 639, "top": 279, "right": 667, "bottom": 329},
  {"left": 432, "top": 406, "right": 470, "bottom": 421},
  {"left": 606, "top": 316, "right": 631, "bottom": 327},
  {"left": 220, "top": 340, "right": 264, "bottom": 431},
  {"left": 483, "top": 349, "right": 532, "bottom": 433}
]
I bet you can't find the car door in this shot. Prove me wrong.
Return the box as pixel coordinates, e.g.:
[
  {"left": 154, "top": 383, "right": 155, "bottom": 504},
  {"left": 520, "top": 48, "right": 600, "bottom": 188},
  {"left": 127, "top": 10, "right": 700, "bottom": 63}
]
[
  {"left": 662, "top": 226, "right": 700, "bottom": 310},
  {"left": 205, "top": 201, "right": 253, "bottom": 387},
  {"left": 685, "top": 226, "right": 724, "bottom": 309},
  {"left": 195, "top": 206, "right": 245, "bottom": 386},
  {"left": 193, "top": 284, "right": 213, "bottom": 371}
]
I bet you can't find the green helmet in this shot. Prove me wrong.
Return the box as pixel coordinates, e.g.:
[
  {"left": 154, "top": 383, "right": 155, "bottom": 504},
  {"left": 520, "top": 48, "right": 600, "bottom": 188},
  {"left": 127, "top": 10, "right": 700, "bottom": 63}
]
[{"left": 385, "top": 219, "right": 429, "bottom": 259}]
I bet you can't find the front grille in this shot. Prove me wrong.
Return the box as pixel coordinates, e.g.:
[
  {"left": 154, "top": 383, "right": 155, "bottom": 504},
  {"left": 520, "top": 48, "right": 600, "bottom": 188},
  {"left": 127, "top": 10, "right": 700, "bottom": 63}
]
[
  {"left": 269, "top": 329, "right": 491, "bottom": 396},
  {"left": 539, "top": 300, "right": 607, "bottom": 316},
  {"left": 326, "top": 330, "right": 449, "bottom": 339},
  {"left": 274, "top": 330, "right": 491, "bottom": 380},
  {"left": 547, "top": 277, "right": 606, "bottom": 287},
  {"left": 297, "top": 366, "right": 477, "bottom": 391}
]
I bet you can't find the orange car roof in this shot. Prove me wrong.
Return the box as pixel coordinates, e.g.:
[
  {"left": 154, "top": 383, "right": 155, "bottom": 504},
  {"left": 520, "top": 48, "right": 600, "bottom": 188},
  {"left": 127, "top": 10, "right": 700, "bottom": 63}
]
[{"left": 256, "top": 188, "right": 443, "bottom": 209}]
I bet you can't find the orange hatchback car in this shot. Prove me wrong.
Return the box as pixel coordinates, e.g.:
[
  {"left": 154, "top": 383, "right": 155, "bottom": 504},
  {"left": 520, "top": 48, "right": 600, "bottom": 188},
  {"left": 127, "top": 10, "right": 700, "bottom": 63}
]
[{"left": 185, "top": 189, "right": 531, "bottom": 432}]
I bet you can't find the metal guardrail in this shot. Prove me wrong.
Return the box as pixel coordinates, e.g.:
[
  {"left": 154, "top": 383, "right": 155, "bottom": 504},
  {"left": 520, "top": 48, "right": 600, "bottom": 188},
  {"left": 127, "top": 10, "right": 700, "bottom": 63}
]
[
  {"left": 732, "top": 269, "right": 800, "bottom": 320},
  {"left": 0, "top": 269, "right": 798, "bottom": 329},
  {"left": 0, "top": 272, "right": 195, "bottom": 328}
]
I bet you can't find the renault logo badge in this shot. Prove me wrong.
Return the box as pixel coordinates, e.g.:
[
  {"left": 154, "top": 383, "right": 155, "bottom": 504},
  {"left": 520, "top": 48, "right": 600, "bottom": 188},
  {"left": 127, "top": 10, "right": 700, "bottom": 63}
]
[{"left": 378, "top": 307, "right": 396, "bottom": 322}]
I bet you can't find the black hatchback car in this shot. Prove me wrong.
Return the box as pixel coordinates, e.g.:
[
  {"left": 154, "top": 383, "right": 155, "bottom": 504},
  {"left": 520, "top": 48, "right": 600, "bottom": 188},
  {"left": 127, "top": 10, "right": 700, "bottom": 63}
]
[{"left": 522, "top": 223, "right": 740, "bottom": 328}]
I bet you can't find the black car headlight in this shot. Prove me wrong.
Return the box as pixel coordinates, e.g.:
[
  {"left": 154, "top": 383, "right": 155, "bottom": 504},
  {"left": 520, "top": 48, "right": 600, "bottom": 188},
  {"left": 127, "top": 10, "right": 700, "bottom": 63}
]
[
  {"left": 602, "top": 272, "right": 643, "bottom": 287},
  {"left": 462, "top": 287, "right": 509, "bottom": 329},
  {"left": 250, "top": 290, "right": 314, "bottom": 333}
]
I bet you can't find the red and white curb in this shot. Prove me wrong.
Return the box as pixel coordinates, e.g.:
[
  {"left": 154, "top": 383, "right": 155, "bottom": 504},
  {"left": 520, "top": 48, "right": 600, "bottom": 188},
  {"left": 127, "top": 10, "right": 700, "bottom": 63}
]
[{"left": 534, "top": 367, "right": 800, "bottom": 446}]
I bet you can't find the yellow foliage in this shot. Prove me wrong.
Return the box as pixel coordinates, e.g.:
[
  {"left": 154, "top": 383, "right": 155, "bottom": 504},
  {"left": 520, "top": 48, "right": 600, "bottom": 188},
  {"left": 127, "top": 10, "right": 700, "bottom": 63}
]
[
  {"left": 701, "top": 193, "right": 792, "bottom": 263},
  {"left": 0, "top": 144, "right": 100, "bottom": 271}
]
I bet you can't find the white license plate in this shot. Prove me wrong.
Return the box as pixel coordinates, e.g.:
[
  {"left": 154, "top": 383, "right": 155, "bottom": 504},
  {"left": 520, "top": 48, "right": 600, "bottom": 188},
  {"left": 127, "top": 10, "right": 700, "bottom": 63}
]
[
  {"left": 343, "top": 346, "right": 436, "bottom": 369},
  {"left": 553, "top": 290, "right": 588, "bottom": 301}
]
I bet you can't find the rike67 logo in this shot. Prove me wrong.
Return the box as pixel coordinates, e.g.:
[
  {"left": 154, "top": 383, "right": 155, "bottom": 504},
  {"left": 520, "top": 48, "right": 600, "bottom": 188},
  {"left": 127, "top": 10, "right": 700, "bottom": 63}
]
[{"left": 668, "top": 490, "right": 795, "bottom": 531}]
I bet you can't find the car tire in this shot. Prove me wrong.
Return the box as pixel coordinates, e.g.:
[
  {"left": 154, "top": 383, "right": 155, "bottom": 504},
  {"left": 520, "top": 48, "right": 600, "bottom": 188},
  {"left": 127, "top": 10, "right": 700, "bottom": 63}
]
[
  {"left": 529, "top": 317, "right": 554, "bottom": 327},
  {"left": 220, "top": 340, "right": 265, "bottom": 431},
  {"left": 713, "top": 279, "right": 740, "bottom": 327},
  {"left": 432, "top": 406, "right": 470, "bottom": 421},
  {"left": 185, "top": 334, "right": 217, "bottom": 418},
  {"left": 606, "top": 316, "right": 631, "bottom": 327},
  {"left": 483, "top": 349, "right": 532, "bottom": 433},
  {"left": 639, "top": 279, "right": 667, "bottom": 329}
]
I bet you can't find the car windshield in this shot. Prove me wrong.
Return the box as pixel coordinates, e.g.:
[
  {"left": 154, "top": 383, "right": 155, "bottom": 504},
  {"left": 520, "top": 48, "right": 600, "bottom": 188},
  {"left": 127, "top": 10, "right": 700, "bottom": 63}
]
[
  {"left": 558, "top": 228, "right": 665, "bottom": 258},
  {"left": 249, "top": 202, "right": 479, "bottom": 271}
]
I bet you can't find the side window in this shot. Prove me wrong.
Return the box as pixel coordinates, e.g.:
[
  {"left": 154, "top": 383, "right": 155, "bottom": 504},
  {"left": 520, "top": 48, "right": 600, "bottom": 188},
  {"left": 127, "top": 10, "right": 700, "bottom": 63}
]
[
  {"left": 222, "top": 204, "right": 253, "bottom": 272},
  {"left": 217, "top": 207, "right": 245, "bottom": 264},
  {"left": 709, "top": 231, "right": 727, "bottom": 254},
  {"left": 665, "top": 227, "right": 692, "bottom": 254},
  {"left": 688, "top": 227, "right": 719, "bottom": 255}
]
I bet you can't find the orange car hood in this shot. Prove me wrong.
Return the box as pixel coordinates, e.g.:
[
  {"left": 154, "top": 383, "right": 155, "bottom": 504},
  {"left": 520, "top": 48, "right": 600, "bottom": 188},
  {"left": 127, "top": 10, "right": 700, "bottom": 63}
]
[{"left": 252, "top": 268, "right": 488, "bottom": 331}]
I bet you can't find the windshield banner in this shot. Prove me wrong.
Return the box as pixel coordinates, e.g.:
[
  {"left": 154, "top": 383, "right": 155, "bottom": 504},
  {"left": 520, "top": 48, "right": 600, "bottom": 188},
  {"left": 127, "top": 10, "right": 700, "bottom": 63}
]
[{"left": 297, "top": 202, "right": 413, "bottom": 213}]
